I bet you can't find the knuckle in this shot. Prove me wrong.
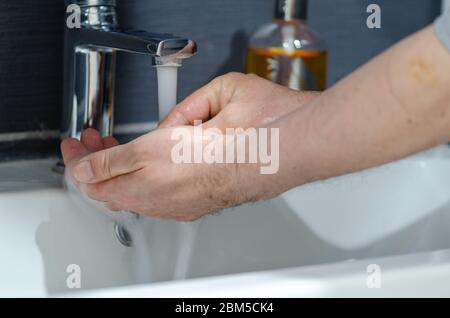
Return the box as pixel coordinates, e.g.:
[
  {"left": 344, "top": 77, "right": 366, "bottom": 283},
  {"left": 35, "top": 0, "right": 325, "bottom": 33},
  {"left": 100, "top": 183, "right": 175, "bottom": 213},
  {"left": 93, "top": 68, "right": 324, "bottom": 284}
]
[
  {"left": 88, "top": 152, "right": 112, "bottom": 180},
  {"left": 214, "top": 72, "right": 244, "bottom": 86},
  {"left": 226, "top": 71, "right": 245, "bottom": 79},
  {"left": 245, "top": 73, "right": 260, "bottom": 81},
  {"left": 100, "top": 151, "right": 113, "bottom": 179}
]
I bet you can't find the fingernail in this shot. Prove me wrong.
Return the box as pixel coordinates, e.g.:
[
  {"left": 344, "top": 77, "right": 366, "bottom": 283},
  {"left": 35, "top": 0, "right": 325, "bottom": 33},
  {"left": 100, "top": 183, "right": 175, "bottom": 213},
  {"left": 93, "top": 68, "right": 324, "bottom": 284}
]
[{"left": 74, "top": 161, "right": 94, "bottom": 183}]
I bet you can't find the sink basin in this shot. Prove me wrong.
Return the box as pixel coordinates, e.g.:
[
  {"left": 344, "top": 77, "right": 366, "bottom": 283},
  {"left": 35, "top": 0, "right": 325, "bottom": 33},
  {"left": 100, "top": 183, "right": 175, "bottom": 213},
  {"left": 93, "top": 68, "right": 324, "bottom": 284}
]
[{"left": 1, "top": 146, "right": 450, "bottom": 297}]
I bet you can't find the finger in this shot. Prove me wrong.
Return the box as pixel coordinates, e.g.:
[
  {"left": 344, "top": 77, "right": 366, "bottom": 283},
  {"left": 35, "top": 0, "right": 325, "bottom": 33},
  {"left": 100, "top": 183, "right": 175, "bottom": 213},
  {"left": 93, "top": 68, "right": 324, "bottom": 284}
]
[
  {"left": 60, "top": 138, "right": 88, "bottom": 165},
  {"left": 102, "top": 136, "right": 120, "bottom": 149},
  {"left": 72, "top": 140, "right": 144, "bottom": 184},
  {"left": 84, "top": 172, "right": 141, "bottom": 206},
  {"left": 87, "top": 176, "right": 199, "bottom": 220},
  {"left": 80, "top": 128, "right": 104, "bottom": 152},
  {"left": 159, "top": 74, "right": 237, "bottom": 128}
]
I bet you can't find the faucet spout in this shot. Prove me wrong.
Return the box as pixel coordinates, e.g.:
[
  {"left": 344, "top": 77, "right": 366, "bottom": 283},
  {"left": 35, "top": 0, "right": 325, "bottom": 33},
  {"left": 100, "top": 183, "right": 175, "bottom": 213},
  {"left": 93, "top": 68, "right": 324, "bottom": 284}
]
[
  {"left": 67, "top": 28, "right": 197, "bottom": 62},
  {"left": 62, "top": 3, "right": 197, "bottom": 139}
]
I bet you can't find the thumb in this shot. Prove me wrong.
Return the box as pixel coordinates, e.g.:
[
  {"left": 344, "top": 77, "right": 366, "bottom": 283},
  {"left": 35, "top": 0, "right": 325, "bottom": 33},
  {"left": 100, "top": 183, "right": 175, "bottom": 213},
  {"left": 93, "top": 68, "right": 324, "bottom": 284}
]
[
  {"left": 72, "top": 143, "right": 143, "bottom": 184},
  {"left": 159, "top": 74, "right": 236, "bottom": 128}
]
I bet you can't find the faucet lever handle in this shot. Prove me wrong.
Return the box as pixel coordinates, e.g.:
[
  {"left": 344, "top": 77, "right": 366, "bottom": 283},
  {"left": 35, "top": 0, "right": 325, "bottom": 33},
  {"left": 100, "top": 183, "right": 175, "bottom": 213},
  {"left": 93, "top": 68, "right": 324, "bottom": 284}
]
[{"left": 70, "top": 27, "right": 197, "bottom": 61}]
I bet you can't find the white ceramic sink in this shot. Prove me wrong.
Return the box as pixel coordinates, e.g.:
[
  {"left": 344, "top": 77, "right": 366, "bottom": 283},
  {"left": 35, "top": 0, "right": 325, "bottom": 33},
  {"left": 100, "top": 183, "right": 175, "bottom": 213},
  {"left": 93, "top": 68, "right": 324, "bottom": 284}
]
[{"left": 1, "top": 146, "right": 450, "bottom": 297}]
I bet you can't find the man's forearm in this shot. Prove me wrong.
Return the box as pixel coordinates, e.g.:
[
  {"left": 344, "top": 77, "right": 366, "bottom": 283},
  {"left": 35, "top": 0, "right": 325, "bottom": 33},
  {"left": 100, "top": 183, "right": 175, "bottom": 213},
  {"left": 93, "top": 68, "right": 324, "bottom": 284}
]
[{"left": 258, "top": 26, "right": 450, "bottom": 197}]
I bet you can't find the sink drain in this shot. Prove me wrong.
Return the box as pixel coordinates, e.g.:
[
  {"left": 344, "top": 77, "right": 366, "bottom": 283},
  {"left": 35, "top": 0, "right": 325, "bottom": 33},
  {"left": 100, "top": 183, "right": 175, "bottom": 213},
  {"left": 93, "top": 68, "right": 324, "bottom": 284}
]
[{"left": 114, "top": 223, "right": 133, "bottom": 247}]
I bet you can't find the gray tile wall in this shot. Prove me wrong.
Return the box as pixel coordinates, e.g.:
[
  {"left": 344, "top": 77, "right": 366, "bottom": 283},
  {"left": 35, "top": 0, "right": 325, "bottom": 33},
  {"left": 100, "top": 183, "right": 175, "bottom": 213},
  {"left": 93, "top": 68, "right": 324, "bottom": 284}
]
[
  {"left": 0, "top": 1, "right": 64, "bottom": 133},
  {"left": 0, "top": 0, "right": 442, "bottom": 156}
]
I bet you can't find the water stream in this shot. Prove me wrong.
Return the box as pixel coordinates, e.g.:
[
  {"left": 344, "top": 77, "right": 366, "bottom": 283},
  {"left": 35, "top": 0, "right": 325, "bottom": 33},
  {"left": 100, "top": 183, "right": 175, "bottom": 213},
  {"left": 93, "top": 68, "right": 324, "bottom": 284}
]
[
  {"left": 156, "top": 63, "right": 180, "bottom": 119},
  {"left": 156, "top": 63, "right": 202, "bottom": 281}
]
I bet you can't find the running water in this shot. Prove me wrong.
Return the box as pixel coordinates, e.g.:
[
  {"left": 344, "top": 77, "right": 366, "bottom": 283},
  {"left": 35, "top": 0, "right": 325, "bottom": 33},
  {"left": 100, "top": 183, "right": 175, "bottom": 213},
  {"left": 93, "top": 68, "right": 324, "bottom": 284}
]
[
  {"left": 173, "top": 220, "right": 201, "bottom": 280},
  {"left": 156, "top": 63, "right": 180, "bottom": 119},
  {"left": 157, "top": 62, "right": 202, "bottom": 281}
]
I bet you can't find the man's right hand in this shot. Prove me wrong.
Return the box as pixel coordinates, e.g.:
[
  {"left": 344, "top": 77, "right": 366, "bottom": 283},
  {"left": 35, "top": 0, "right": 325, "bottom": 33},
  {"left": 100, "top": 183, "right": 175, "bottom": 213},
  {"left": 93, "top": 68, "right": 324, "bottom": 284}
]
[{"left": 159, "top": 72, "right": 319, "bottom": 130}]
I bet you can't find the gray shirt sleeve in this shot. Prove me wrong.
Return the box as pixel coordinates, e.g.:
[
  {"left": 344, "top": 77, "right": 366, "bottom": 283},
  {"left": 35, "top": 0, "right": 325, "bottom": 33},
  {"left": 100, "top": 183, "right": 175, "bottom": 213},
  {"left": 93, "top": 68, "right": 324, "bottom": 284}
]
[{"left": 435, "top": 8, "right": 450, "bottom": 50}]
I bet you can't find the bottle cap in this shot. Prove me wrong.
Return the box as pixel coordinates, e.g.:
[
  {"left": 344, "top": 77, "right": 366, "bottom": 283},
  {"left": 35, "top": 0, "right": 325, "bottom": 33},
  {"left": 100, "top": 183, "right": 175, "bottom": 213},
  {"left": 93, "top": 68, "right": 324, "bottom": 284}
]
[{"left": 274, "top": 0, "right": 308, "bottom": 21}]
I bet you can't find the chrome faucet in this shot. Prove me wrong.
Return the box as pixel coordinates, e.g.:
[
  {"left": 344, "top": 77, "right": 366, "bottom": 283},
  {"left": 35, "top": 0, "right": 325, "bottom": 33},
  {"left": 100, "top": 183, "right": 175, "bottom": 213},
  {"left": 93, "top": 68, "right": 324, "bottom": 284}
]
[{"left": 62, "top": 0, "right": 197, "bottom": 139}]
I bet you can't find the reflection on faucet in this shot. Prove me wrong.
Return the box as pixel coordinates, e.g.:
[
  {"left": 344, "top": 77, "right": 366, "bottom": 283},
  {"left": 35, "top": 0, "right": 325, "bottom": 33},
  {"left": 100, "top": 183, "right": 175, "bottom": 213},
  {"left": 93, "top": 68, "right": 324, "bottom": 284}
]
[{"left": 62, "top": 0, "right": 197, "bottom": 139}]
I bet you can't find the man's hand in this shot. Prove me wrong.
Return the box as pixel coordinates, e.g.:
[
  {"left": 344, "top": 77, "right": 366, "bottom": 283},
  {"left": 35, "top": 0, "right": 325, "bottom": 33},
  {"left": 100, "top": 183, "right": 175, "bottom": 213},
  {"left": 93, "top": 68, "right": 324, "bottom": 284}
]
[
  {"left": 61, "top": 73, "right": 311, "bottom": 220},
  {"left": 61, "top": 129, "right": 119, "bottom": 173},
  {"left": 62, "top": 127, "right": 255, "bottom": 221},
  {"left": 160, "top": 72, "right": 318, "bottom": 130}
]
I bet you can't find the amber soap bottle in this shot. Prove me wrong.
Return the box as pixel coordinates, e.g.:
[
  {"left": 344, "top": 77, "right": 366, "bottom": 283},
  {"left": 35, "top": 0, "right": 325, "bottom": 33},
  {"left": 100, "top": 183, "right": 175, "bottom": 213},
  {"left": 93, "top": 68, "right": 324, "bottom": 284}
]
[{"left": 246, "top": 0, "right": 327, "bottom": 91}]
